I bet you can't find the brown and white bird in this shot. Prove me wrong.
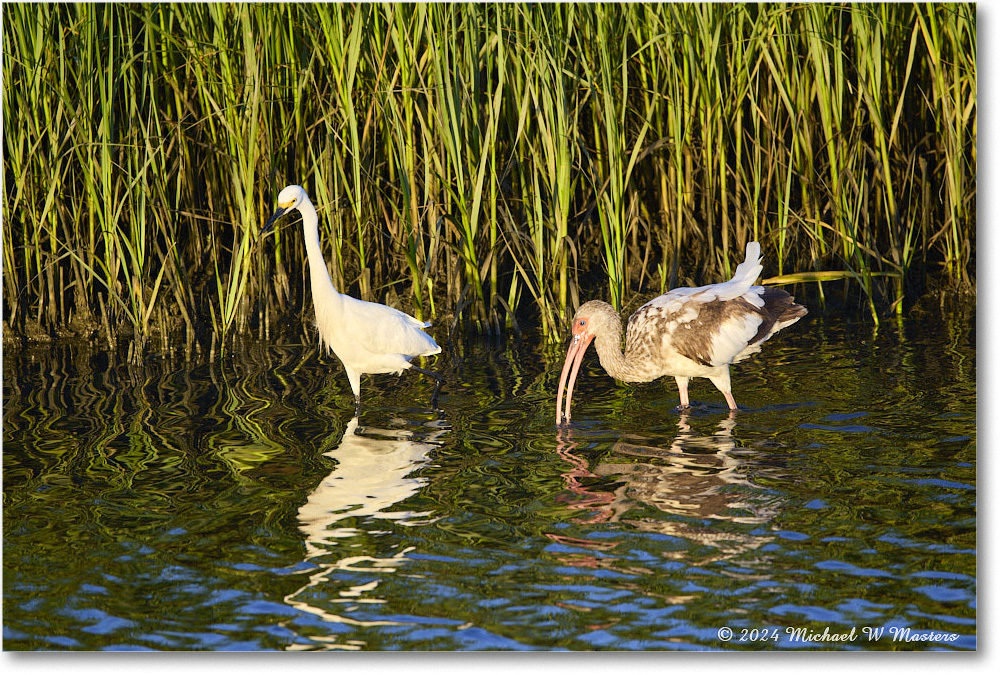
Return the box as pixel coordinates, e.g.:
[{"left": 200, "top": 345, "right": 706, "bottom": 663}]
[{"left": 555, "top": 242, "right": 806, "bottom": 423}]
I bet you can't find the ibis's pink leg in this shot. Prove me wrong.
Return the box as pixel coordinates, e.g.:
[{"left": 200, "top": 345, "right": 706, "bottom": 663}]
[
  {"left": 709, "top": 371, "right": 738, "bottom": 410},
  {"left": 675, "top": 376, "right": 690, "bottom": 408},
  {"left": 722, "top": 390, "right": 738, "bottom": 410}
]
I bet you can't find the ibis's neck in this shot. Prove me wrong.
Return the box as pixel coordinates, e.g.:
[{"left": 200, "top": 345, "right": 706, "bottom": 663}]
[{"left": 592, "top": 313, "right": 647, "bottom": 383}]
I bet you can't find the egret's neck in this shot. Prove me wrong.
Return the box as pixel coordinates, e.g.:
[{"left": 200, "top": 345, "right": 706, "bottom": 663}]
[
  {"left": 593, "top": 314, "right": 648, "bottom": 383},
  {"left": 298, "top": 196, "right": 339, "bottom": 302}
]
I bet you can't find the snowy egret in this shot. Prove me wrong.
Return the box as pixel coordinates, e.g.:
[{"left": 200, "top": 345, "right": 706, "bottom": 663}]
[
  {"left": 556, "top": 241, "right": 807, "bottom": 423},
  {"left": 262, "top": 185, "right": 442, "bottom": 413}
]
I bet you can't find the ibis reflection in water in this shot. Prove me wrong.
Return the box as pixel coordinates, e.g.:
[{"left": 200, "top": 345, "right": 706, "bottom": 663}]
[
  {"left": 557, "top": 242, "right": 807, "bottom": 423},
  {"left": 554, "top": 413, "right": 785, "bottom": 563}
]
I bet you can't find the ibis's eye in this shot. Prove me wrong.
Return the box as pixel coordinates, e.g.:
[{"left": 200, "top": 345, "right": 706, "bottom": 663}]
[{"left": 578, "top": 319, "right": 587, "bottom": 326}]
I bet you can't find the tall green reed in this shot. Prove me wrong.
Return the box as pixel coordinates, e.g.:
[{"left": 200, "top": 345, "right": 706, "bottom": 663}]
[
  {"left": 378, "top": 3, "right": 434, "bottom": 321},
  {"left": 2, "top": 3, "right": 976, "bottom": 354},
  {"left": 503, "top": 3, "right": 581, "bottom": 336},
  {"left": 579, "top": 4, "right": 653, "bottom": 313},
  {"left": 915, "top": 3, "right": 976, "bottom": 290}
]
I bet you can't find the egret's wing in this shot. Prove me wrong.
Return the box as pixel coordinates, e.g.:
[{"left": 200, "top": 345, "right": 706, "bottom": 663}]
[{"left": 342, "top": 296, "right": 441, "bottom": 358}]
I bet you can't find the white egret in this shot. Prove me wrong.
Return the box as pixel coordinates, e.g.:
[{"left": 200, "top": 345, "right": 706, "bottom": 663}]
[
  {"left": 556, "top": 241, "right": 807, "bottom": 422},
  {"left": 262, "top": 185, "right": 442, "bottom": 413}
]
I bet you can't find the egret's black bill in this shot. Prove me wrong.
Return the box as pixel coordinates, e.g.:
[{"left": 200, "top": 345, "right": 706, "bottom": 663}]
[{"left": 262, "top": 206, "right": 291, "bottom": 235}]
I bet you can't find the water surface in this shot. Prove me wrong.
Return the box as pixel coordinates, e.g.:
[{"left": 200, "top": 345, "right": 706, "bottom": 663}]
[{"left": 2, "top": 309, "right": 976, "bottom": 650}]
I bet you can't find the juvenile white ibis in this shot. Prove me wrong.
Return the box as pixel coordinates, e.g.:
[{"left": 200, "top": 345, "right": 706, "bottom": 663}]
[
  {"left": 262, "top": 185, "right": 442, "bottom": 413},
  {"left": 556, "top": 242, "right": 806, "bottom": 423}
]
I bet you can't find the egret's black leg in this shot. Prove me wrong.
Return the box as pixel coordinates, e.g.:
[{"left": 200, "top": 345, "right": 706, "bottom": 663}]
[
  {"left": 430, "top": 377, "right": 443, "bottom": 409},
  {"left": 411, "top": 366, "right": 443, "bottom": 409}
]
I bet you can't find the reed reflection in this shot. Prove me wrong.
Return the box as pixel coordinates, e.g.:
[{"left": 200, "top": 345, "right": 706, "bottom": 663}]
[
  {"left": 556, "top": 413, "right": 781, "bottom": 561},
  {"left": 283, "top": 416, "right": 447, "bottom": 649}
]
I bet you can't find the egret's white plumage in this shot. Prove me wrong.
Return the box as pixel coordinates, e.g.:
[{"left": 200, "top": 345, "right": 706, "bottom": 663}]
[
  {"left": 556, "top": 241, "right": 806, "bottom": 423},
  {"left": 263, "top": 185, "right": 442, "bottom": 412}
]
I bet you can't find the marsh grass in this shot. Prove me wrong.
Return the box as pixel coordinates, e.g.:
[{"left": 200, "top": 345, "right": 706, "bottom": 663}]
[{"left": 2, "top": 3, "right": 976, "bottom": 355}]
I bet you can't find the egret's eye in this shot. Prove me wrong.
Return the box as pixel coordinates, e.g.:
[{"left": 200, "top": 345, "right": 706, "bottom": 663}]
[{"left": 578, "top": 319, "right": 586, "bottom": 326}]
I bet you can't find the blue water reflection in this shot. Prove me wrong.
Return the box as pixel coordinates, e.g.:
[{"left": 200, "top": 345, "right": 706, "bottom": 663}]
[{"left": 3, "top": 312, "right": 976, "bottom": 650}]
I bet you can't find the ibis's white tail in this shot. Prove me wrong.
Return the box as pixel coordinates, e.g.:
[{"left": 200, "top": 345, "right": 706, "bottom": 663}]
[
  {"left": 709, "top": 241, "right": 763, "bottom": 302},
  {"left": 730, "top": 241, "right": 763, "bottom": 287}
]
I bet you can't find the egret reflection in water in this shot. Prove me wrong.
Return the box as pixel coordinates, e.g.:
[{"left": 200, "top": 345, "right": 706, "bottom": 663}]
[{"left": 283, "top": 417, "right": 448, "bottom": 649}]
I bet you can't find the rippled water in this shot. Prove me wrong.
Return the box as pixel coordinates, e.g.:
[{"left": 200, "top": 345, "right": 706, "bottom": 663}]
[{"left": 3, "top": 308, "right": 976, "bottom": 650}]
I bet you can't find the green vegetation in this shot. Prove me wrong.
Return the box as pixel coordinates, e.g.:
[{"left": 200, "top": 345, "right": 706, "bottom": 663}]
[{"left": 2, "top": 3, "right": 976, "bottom": 354}]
